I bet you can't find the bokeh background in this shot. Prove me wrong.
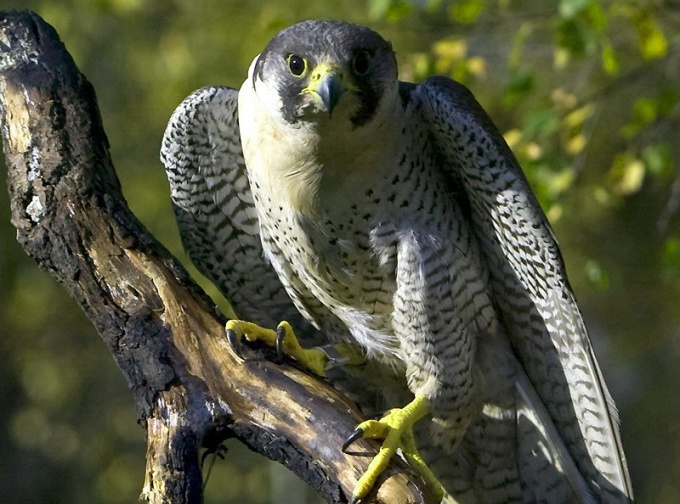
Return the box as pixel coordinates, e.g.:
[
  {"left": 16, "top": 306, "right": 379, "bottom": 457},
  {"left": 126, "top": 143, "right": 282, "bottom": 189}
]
[{"left": 1, "top": 0, "right": 679, "bottom": 502}]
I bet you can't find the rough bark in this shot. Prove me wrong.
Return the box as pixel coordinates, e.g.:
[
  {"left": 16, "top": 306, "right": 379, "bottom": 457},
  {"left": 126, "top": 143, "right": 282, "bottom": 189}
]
[{"left": 0, "top": 10, "right": 437, "bottom": 504}]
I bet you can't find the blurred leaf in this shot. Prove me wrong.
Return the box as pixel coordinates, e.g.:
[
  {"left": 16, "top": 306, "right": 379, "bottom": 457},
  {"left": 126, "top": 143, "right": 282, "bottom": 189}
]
[
  {"left": 524, "top": 142, "right": 544, "bottom": 160},
  {"left": 425, "top": 0, "right": 444, "bottom": 11},
  {"left": 634, "top": 97, "right": 658, "bottom": 123},
  {"left": 503, "top": 128, "right": 521, "bottom": 149},
  {"left": 432, "top": 37, "right": 476, "bottom": 81},
  {"left": 410, "top": 52, "right": 434, "bottom": 81},
  {"left": 466, "top": 56, "right": 487, "bottom": 77},
  {"left": 563, "top": 102, "right": 595, "bottom": 129},
  {"left": 584, "top": 259, "right": 610, "bottom": 290},
  {"left": 508, "top": 21, "right": 533, "bottom": 69},
  {"left": 433, "top": 37, "right": 468, "bottom": 62},
  {"left": 532, "top": 162, "right": 575, "bottom": 202},
  {"left": 566, "top": 132, "right": 587, "bottom": 154},
  {"left": 608, "top": 152, "right": 646, "bottom": 195},
  {"left": 663, "top": 237, "right": 680, "bottom": 283},
  {"left": 96, "top": 455, "right": 145, "bottom": 504},
  {"left": 551, "top": 87, "right": 578, "bottom": 110},
  {"left": 19, "top": 353, "right": 80, "bottom": 408},
  {"left": 556, "top": 18, "right": 587, "bottom": 55},
  {"left": 504, "top": 70, "right": 535, "bottom": 106},
  {"left": 523, "top": 107, "right": 561, "bottom": 139},
  {"left": 368, "top": 0, "right": 412, "bottom": 20},
  {"left": 641, "top": 142, "right": 672, "bottom": 177},
  {"left": 551, "top": 166, "right": 576, "bottom": 194},
  {"left": 632, "top": 10, "right": 668, "bottom": 60},
  {"left": 547, "top": 202, "right": 563, "bottom": 222},
  {"left": 103, "top": 0, "right": 145, "bottom": 14},
  {"left": 523, "top": 155, "right": 575, "bottom": 209},
  {"left": 593, "top": 185, "right": 612, "bottom": 206},
  {"left": 584, "top": 1, "right": 607, "bottom": 32},
  {"left": 10, "top": 407, "right": 50, "bottom": 450},
  {"left": 555, "top": 2, "right": 602, "bottom": 59},
  {"left": 601, "top": 40, "right": 620, "bottom": 75},
  {"left": 562, "top": 102, "right": 594, "bottom": 154},
  {"left": 449, "top": 0, "right": 485, "bottom": 24},
  {"left": 622, "top": 96, "right": 659, "bottom": 138},
  {"left": 658, "top": 88, "right": 680, "bottom": 115},
  {"left": 554, "top": 46, "right": 571, "bottom": 69},
  {"left": 559, "top": 0, "right": 589, "bottom": 19}
]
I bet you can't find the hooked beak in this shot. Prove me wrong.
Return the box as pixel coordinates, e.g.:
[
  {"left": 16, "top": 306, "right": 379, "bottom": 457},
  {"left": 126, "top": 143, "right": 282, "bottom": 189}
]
[{"left": 306, "top": 64, "right": 344, "bottom": 117}]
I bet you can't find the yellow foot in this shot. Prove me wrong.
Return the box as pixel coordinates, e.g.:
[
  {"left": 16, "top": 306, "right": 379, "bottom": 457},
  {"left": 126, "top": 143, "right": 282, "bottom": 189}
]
[
  {"left": 226, "top": 320, "right": 364, "bottom": 376},
  {"left": 342, "top": 395, "right": 443, "bottom": 503}
]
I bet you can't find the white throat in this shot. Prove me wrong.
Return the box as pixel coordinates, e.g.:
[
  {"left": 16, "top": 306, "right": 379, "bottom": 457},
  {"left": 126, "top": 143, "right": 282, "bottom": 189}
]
[{"left": 238, "top": 55, "right": 403, "bottom": 216}]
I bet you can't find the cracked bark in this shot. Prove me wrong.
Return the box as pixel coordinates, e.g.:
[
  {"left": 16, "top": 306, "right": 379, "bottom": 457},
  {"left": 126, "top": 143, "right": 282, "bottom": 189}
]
[{"left": 0, "top": 10, "right": 437, "bottom": 504}]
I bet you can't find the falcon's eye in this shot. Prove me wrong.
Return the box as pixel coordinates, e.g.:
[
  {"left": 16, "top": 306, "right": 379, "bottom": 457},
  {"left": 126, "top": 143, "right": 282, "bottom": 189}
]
[
  {"left": 352, "top": 50, "right": 373, "bottom": 75},
  {"left": 287, "top": 54, "right": 307, "bottom": 76}
]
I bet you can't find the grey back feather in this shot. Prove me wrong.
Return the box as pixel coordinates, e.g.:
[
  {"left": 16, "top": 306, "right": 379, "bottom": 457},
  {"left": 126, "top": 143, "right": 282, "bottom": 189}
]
[{"left": 409, "top": 76, "right": 632, "bottom": 502}]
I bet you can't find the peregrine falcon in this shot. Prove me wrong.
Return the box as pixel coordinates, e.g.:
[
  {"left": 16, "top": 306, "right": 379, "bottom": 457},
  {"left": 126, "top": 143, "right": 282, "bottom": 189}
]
[{"left": 161, "top": 20, "right": 633, "bottom": 503}]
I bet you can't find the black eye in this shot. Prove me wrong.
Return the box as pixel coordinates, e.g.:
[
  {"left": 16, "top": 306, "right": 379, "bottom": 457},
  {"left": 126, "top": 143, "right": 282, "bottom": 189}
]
[
  {"left": 288, "top": 54, "right": 306, "bottom": 76},
  {"left": 353, "top": 50, "right": 372, "bottom": 75}
]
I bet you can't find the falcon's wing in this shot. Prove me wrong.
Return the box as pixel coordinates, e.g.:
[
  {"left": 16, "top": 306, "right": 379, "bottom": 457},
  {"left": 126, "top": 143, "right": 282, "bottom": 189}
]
[
  {"left": 407, "top": 77, "right": 633, "bottom": 502},
  {"left": 160, "top": 86, "right": 314, "bottom": 333}
]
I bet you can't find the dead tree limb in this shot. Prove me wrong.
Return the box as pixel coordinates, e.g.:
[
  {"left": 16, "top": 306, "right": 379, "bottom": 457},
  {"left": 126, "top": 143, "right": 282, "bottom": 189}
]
[{"left": 0, "top": 10, "right": 437, "bottom": 504}]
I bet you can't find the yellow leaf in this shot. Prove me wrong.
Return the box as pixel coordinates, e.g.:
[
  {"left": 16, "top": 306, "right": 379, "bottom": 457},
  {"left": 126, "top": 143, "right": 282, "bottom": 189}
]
[
  {"left": 410, "top": 53, "right": 431, "bottom": 81},
  {"left": 525, "top": 142, "right": 543, "bottom": 160},
  {"left": 601, "top": 42, "right": 620, "bottom": 75},
  {"left": 550, "top": 168, "right": 576, "bottom": 195},
  {"left": 551, "top": 88, "right": 578, "bottom": 110},
  {"left": 554, "top": 47, "right": 570, "bottom": 69},
  {"left": 449, "top": 0, "right": 485, "bottom": 24},
  {"left": 564, "top": 103, "right": 595, "bottom": 128},
  {"left": 594, "top": 186, "right": 611, "bottom": 205},
  {"left": 641, "top": 27, "right": 667, "bottom": 60},
  {"left": 504, "top": 129, "right": 522, "bottom": 149},
  {"left": 433, "top": 39, "right": 467, "bottom": 61},
  {"left": 547, "top": 203, "right": 563, "bottom": 223},
  {"left": 566, "top": 133, "right": 587, "bottom": 154},
  {"left": 634, "top": 12, "right": 668, "bottom": 60},
  {"left": 466, "top": 56, "right": 487, "bottom": 78},
  {"left": 610, "top": 153, "right": 646, "bottom": 195}
]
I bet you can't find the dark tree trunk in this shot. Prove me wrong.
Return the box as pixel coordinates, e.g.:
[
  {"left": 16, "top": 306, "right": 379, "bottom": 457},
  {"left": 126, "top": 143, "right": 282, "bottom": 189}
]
[{"left": 0, "top": 10, "right": 436, "bottom": 504}]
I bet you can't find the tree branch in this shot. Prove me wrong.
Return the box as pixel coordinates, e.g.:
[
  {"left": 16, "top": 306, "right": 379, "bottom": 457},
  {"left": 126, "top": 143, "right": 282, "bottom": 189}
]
[{"left": 0, "top": 10, "right": 437, "bottom": 504}]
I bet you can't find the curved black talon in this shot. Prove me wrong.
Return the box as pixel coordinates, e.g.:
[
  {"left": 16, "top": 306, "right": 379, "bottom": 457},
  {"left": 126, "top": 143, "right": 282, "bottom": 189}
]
[
  {"left": 226, "top": 329, "right": 243, "bottom": 359},
  {"left": 342, "top": 427, "right": 365, "bottom": 453},
  {"left": 275, "top": 325, "right": 287, "bottom": 363},
  {"left": 349, "top": 497, "right": 361, "bottom": 504}
]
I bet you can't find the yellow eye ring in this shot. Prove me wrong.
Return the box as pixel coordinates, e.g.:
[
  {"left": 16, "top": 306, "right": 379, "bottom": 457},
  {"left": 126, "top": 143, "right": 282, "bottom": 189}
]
[{"left": 287, "top": 54, "right": 306, "bottom": 76}]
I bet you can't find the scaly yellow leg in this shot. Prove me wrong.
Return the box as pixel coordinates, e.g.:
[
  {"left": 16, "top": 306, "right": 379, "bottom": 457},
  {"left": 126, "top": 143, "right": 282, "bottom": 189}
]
[
  {"left": 342, "top": 395, "right": 443, "bottom": 503},
  {"left": 226, "top": 321, "right": 440, "bottom": 500},
  {"left": 226, "top": 320, "right": 364, "bottom": 376}
]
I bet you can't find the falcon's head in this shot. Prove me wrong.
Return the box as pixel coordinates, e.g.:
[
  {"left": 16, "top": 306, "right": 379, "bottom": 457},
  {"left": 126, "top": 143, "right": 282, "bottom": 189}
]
[{"left": 247, "top": 20, "right": 398, "bottom": 129}]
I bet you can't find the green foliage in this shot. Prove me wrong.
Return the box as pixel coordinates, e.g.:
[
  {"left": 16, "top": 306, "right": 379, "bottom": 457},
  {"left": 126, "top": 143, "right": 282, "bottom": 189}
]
[
  {"left": 367, "top": 0, "right": 413, "bottom": 20},
  {"left": 584, "top": 258, "right": 610, "bottom": 290},
  {"left": 448, "top": 0, "right": 485, "bottom": 24},
  {"left": 632, "top": 8, "right": 668, "bottom": 60},
  {"left": 1, "top": 1, "right": 679, "bottom": 503},
  {"left": 608, "top": 151, "right": 645, "bottom": 195},
  {"left": 600, "top": 40, "right": 620, "bottom": 74},
  {"left": 662, "top": 237, "right": 680, "bottom": 283},
  {"left": 642, "top": 142, "right": 672, "bottom": 177}
]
